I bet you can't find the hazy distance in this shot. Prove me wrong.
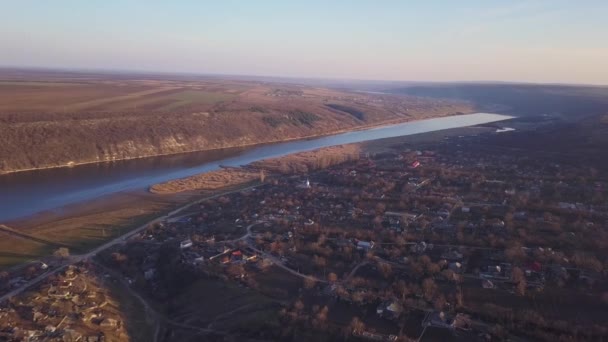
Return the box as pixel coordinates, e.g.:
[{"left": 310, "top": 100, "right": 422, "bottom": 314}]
[{"left": 1, "top": 0, "right": 607, "bottom": 85}]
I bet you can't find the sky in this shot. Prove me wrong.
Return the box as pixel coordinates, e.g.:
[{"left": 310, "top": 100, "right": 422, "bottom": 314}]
[{"left": 1, "top": 0, "right": 608, "bottom": 84}]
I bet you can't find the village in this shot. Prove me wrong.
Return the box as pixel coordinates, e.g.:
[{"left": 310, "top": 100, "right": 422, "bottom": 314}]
[
  {"left": 94, "top": 130, "right": 608, "bottom": 340},
  {"left": 0, "top": 263, "right": 129, "bottom": 342},
  {"left": 1, "top": 128, "right": 608, "bottom": 341}
]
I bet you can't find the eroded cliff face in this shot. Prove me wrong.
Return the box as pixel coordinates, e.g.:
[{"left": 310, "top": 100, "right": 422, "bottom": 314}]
[
  {"left": 0, "top": 113, "right": 346, "bottom": 172},
  {"left": 0, "top": 102, "right": 473, "bottom": 174}
]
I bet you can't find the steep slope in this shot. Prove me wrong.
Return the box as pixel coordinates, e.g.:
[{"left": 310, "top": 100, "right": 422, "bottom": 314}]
[{"left": 0, "top": 78, "right": 472, "bottom": 173}]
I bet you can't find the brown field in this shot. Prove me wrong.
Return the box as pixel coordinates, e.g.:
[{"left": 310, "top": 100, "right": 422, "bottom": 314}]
[
  {"left": 0, "top": 79, "right": 242, "bottom": 113},
  {"left": 0, "top": 69, "right": 473, "bottom": 174},
  {"left": 165, "top": 278, "right": 280, "bottom": 341}
]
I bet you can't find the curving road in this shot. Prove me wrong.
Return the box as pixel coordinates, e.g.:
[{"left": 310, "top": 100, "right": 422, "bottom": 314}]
[{"left": 0, "top": 184, "right": 262, "bottom": 303}]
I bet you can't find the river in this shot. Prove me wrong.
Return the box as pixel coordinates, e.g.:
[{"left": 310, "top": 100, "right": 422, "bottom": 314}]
[{"left": 0, "top": 113, "right": 512, "bottom": 221}]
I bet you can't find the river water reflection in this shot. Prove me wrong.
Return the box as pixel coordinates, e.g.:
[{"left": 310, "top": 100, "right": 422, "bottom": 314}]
[{"left": 0, "top": 113, "right": 512, "bottom": 221}]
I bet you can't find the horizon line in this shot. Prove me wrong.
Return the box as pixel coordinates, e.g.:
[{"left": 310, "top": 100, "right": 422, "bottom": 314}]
[{"left": 1, "top": 64, "right": 607, "bottom": 88}]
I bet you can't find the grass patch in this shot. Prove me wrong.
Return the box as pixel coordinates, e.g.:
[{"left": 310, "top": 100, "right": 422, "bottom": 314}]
[
  {"left": 168, "top": 277, "right": 278, "bottom": 329},
  {"left": 104, "top": 275, "right": 157, "bottom": 342},
  {"left": 0, "top": 231, "right": 60, "bottom": 269},
  {"left": 0, "top": 256, "right": 38, "bottom": 269}
]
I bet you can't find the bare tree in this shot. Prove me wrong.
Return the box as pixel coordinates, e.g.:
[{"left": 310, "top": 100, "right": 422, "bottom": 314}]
[
  {"left": 505, "top": 243, "right": 526, "bottom": 263},
  {"left": 53, "top": 247, "right": 70, "bottom": 260},
  {"left": 511, "top": 267, "right": 526, "bottom": 296},
  {"left": 433, "top": 294, "right": 447, "bottom": 311},
  {"left": 0, "top": 271, "right": 9, "bottom": 285},
  {"left": 303, "top": 277, "right": 317, "bottom": 289},
  {"left": 379, "top": 263, "right": 393, "bottom": 279},
  {"left": 312, "top": 305, "right": 329, "bottom": 330},
  {"left": 349, "top": 316, "right": 365, "bottom": 334},
  {"left": 422, "top": 278, "right": 437, "bottom": 301}
]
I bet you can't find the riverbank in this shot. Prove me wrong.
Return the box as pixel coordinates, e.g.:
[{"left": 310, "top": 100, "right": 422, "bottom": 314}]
[
  {"left": 149, "top": 125, "right": 496, "bottom": 194},
  {"left": 0, "top": 110, "right": 471, "bottom": 176},
  {"left": 150, "top": 144, "right": 362, "bottom": 194},
  {"left": 1, "top": 125, "right": 490, "bottom": 262},
  {"left": 0, "top": 113, "right": 510, "bottom": 222},
  {"left": 0, "top": 123, "right": 497, "bottom": 269}
]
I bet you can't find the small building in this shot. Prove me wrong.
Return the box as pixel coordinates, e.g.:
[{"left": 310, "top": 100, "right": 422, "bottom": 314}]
[
  {"left": 99, "top": 318, "right": 119, "bottom": 328},
  {"left": 356, "top": 240, "right": 375, "bottom": 251},
  {"left": 144, "top": 268, "right": 156, "bottom": 280},
  {"left": 180, "top": 239, "right": 193, "bottom": 249},
  {"left": 376, "top": 301, "right": 403, "bottom": 320},
  {"left": 411, "top": 241, "right": 427, "bottom": 254},
  {"left": 448, "top": 262, "right": 463, "bottom": 273}
]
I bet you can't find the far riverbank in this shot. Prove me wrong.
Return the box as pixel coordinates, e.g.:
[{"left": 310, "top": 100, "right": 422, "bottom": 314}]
[
  {"left": 0, "top": 118, "right": 507, "bottom": 269},
  {"left": 0, "top": 113, "right": 511, "bottom": 222}
]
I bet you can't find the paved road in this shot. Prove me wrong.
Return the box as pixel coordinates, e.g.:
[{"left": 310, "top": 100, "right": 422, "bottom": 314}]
[
  {"left": 343, "top": 261, "right": 370, "bottom": 282},
  {"left": 238, "top": 223, "right": 328, "bottom": 284},
  {"left": 236, "top": 222, "right": 376, "bottom": 285},
  {"left": 0, "top": 183, "right": 263, "bottom": 303}
]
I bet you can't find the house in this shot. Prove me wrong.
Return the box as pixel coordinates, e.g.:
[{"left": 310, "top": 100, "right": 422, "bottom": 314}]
[
  {"left": 451, "top": 313, "right": 472, "bottom": 330},
  {"left": 256, "top": 258, "right": 274, "bottom": 269},
  {"left": 144, "top": 268, "right": 156, "bottom": 280},
  {"left": 514, "top": 211, "right": 527, "bottom": 220},
  {"left": 376, "top": 301, "right": 403, "bottom": 320},
  {"left": 411, "top": 241, "right": 428, "bottom": 254},
  {"left": 180, "top": 239, "right": 193, "bottom": 249},
  {"left": 423, "top": 311, "right": 452, "bottom": 329},
  {"left": 448, "top": 262, "right": 463, "bottom": 273},
  {"left": 441, "top": 250, "right": 463, "bottom": 261},
  {"left": 62, "top": 329, "right": 83, "bottom": 341},
  {"left": 194, "top": 256, "right": 205, "bottom": 264},
  {"left": 356, "top": 240, "right": 374, "bottom": 251},
  {"left": 558, "top": 202, "right": 576, "bottom": 210},
  {"left": 385, "top": 211, "right": 418, "bottom": 223},
  {"left": 525, "top": 261, "right": 542, "bottom": 273},
  {"left": 481, "top": 279, "right": 495, "bottom": 289},
  {"left": 99, "top": 318, "right": 118, "bottom": 328}
]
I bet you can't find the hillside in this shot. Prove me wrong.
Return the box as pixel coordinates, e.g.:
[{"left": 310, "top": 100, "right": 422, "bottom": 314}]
[
  {"left": 0, "top": 70, "right": 473, "bottom": 174},
  {"left": 381, "top": 83, "right": 608, "bottom": 117}
]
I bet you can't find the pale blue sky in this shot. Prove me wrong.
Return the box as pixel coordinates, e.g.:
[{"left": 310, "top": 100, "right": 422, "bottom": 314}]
[{"left": 1, "top": 1, "right": 607, "bottom": 84}]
